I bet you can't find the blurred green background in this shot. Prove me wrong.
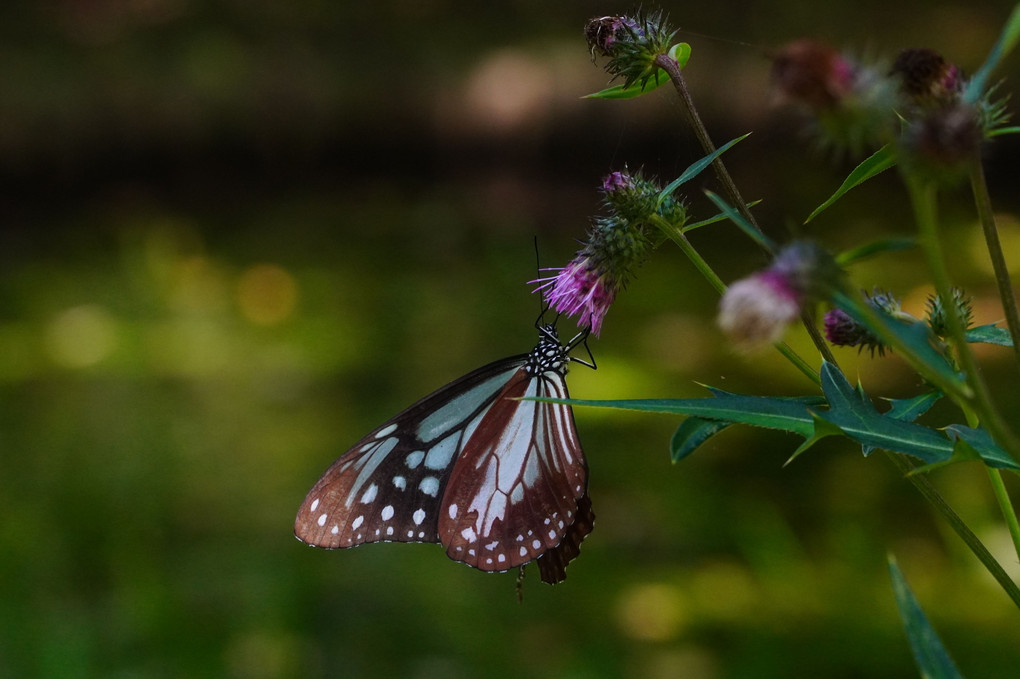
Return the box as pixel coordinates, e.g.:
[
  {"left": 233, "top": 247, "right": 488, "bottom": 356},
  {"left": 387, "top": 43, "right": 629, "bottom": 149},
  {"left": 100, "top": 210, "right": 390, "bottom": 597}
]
[{"left": 2, "top": 1, "right": 1020, "bottom": 677}]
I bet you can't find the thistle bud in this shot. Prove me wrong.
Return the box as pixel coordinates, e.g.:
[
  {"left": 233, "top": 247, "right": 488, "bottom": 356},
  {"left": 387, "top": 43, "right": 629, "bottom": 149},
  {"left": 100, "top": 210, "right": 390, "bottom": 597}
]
[
  {"left": 584, "top": 11, "right": 676, "bottom": 88},
  {"left": 822, "top": 289, "right": 907, "bottom": 356},
  {"left": 891, "top": 48, "right": 963, "bottom": 107},
  {"left": 925, "top": 288, "right": 973, "bottom": 337},
  {"left": 899, "top": 102, "right": 981, "bottom": 181},
  {"left": 771, "top": 40, "right": 857, "bottom": 110}
]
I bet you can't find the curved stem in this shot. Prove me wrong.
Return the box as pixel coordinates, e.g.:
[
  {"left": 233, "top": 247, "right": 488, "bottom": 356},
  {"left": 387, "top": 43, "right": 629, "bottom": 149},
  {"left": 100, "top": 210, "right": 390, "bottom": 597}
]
[
  {"left": 987, "top": 467, "right": 1020, "bottom": 563},
  {"left": 969, "top": 156, "right": 1020, "bottom": 371}
]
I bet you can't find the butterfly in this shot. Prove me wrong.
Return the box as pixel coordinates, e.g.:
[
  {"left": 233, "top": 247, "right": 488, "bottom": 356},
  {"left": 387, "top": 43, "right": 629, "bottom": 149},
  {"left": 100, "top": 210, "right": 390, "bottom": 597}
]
[{"left": 294, "top": 320, "right": 595, "bottom": 584}]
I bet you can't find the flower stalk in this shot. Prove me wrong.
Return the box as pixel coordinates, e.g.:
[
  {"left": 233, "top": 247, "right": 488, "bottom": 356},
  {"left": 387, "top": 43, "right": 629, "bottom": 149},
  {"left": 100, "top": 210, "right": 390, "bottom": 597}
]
[{"left": 968, "top": 156, "right": 1020, "bottom": 370}]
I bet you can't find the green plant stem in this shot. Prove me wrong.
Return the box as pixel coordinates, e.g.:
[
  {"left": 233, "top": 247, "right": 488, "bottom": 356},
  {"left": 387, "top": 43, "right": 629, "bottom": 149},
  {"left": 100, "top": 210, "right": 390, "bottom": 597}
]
[
  {"left": 653, "top": 52, "right": 838, "bottom": 367},
  {"left": 654, "top": 215, "right": 821, "bottom": 386},
  {"left": 885, "top": 451, "right": 1020, "bottom": 610},
  {"left": 906, "top": 177, "right": 1020, "bottom": 464},
  {"left": 969, "top": 156, "right": 1020, "bottom": 370},
  {"left": 987, "top": 467, "right": 1020, "bottom": 563}
]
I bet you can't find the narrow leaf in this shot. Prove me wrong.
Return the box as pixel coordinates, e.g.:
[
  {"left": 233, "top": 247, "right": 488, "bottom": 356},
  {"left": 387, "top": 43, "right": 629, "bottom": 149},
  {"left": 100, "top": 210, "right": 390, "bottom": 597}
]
[
  {"left": 988, "top": 125, "right": 1020, "bottom": 138},
  {"left": 804, "top": 146, "right": 897, "bottom": 224},
  {"left": 682, "top": 200, "right": 762, "bottom": 233},
  {"left": 888, "top": 556, "right": 964, "bottom": 679},
  {"left": 585, "top": 70, "right": 670, "bottom": 99},
  {"left": 657, "top": 133, "right": 751, "bottom": 205},
  {"left": 670, "top": 418, "right": 731, "bottom": 462},
  {"left": 964, "top": 2, "right": 1020, "bottom": 103},
  {"left": 965, "top": 323, "right": 1013, "bottom": 347},
  {"left": 704, "top": 190, "right": 774, "bottom": 251},
  {"left": 836, "top": 237, "right": 916, "bottom": 266},
  {"left": 549, "top": 394, "right": 817, "bottom": 438}
]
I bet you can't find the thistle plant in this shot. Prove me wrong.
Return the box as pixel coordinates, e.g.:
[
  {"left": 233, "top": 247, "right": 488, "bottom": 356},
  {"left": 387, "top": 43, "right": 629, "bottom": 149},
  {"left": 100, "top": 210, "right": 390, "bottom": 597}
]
[{"left": 536, "top": 6, "right": 1020, "bottom": 675}]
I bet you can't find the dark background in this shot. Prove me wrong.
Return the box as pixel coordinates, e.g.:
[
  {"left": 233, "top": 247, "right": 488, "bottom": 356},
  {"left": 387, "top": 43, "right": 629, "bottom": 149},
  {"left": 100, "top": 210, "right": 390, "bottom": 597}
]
[{"left": 2, "top": 1, "right": 1019, "bottom": 677}]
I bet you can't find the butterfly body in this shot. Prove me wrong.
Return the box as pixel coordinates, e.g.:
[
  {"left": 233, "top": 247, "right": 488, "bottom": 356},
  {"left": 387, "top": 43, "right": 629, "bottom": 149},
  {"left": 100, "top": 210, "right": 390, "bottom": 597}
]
[{"left": 295, "top": 324, "right": 593, "bottom": 583}]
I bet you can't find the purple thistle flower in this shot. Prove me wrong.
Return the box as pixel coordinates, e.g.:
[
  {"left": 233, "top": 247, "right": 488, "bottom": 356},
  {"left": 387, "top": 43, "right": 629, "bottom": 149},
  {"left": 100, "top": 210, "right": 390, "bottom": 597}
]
[
  {"left": 717, "top": 241, "right": 840, "bottom": 351},
  {"left": 717, "top": 271, "right": 803, "bottom": 352},
  {"left": 533, "top": 259, "right": 619, "bottom": 336},
  {"left": 601, "top": 171, "right": 635, "bottom": 195}
]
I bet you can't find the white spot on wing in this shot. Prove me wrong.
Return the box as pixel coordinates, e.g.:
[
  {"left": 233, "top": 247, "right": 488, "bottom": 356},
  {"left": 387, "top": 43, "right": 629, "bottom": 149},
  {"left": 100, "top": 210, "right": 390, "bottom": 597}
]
[
  {"left": 392, "top": 475, "right": 406, "bottom": 490},
  {"left": 310, "top": 498, "right": 320, "bottom": 512},
  {"left": 351, "top": 515, "right": 364, "bottom": 530},
  {"left": 317, "top": 513, "right": 327, "bottom": 527},
  {"left": 375, "top": 423, "right": 398, "bottom": 438},
  {"left": 360, "top": 483, "right": 378, "bottom": 504},
  {"left": 405, "top": 451, "right": 425, "bottom": 469},
  {"left": 413, "top": 509, "right": 426, "bottom": 525},
  {"left": 420, "top": 476, "right": 439, "bottom": 497},
  {"left": 448, "top": 503, "right": 458, "bottom": 520},
  {"left": 424, "top": 433, "right": 460, "bottom": 470},
  {"left": 381, "top": 505, "right": 394, "bottom": 521}
]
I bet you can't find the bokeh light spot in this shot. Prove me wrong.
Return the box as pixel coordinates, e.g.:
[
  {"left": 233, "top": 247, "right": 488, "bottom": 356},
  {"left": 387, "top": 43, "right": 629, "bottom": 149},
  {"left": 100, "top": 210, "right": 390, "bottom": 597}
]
[
  {"left": 46, "top": 304, "right": 118, "bottom": 368},
  {"left": 616, "top": 582, "right": 688, "bottom": 641},
  {"left": 236, "top": 264, "right": 298, "bottom": 326}
]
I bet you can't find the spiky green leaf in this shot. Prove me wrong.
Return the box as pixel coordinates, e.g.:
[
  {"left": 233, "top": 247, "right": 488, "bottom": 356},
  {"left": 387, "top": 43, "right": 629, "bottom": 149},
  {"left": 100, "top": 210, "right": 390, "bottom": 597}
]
[
  {"left": 670, "top": 418, "right": 731, "bottom": 462},
  {"left": 965, "top": 323, "right": 1014, "bottom": 347}
]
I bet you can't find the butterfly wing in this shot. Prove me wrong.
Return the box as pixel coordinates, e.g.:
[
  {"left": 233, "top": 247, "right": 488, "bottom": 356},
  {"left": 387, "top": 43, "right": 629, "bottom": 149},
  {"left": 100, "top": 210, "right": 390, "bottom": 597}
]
[
  {"left": 294, "top": 355, "right": 526, "bottom": 549},
  {"left": 438, "top": 369, "right": 590, "bottom": 576}
]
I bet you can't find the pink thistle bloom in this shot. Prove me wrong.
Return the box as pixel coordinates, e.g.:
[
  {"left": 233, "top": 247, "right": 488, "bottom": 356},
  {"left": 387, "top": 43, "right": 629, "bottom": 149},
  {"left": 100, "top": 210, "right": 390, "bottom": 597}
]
[
  {"left": 532, "top": 259, "right": 619, "bottom": 336},
  {"left": 717, "top": 270, "right": 803, "bottom": 352}
]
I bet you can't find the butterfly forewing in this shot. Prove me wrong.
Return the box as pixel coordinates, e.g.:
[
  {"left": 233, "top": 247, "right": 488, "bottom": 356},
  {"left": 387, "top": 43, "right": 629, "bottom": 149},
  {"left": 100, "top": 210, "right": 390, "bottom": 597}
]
[{"left": 294, "top": 358, "right": 525, "bottom": 549}]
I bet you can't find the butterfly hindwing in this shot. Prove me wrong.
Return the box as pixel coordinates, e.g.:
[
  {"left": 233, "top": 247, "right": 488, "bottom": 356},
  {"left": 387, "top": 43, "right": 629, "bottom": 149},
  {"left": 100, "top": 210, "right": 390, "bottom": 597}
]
[
  {"left": 439, "top": 369, "right": 589, "bottom": 573},
  {"left": 294, "top": 357, "right": 526, "bottom": 549}
]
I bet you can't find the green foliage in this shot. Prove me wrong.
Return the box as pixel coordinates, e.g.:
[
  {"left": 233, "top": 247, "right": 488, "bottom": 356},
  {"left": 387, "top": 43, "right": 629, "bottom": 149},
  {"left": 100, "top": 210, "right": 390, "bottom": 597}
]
[
  {"left": 805, "top": 145, "right": 897, "bottom": 223},
  {"left": 888, "top": 557, "right": 964, "bottom": 679},
  {"left": 585, "top": 42, "right": 690, "bottom": 99},
  {"left": 657, "top": 133, "right": 750, "bottom": 206},
  {"left": 964, "top": 2, "right": 1020, "bottom": 103},
  {"left": 836, "top": 238, "right": 917, "bottom": 266},
  {"left": 965, "top": 323, "right": 1014, "bottom": 347},
  {"left": 536, "top": 362, "right": 1019, "bottom": 470}
]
